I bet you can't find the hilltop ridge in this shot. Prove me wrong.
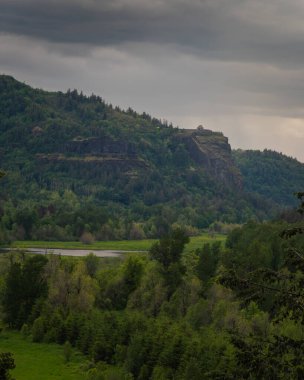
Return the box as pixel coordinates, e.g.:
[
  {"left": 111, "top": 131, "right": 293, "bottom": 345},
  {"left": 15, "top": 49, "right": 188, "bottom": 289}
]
[{"left": 0, "top": 75, "right": 303, "bottom": 240}]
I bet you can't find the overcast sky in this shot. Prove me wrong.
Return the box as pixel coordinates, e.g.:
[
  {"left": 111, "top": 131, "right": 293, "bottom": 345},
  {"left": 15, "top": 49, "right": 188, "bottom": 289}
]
[{"left": 1, "top": 0, "right": 304, "bottom": 161}]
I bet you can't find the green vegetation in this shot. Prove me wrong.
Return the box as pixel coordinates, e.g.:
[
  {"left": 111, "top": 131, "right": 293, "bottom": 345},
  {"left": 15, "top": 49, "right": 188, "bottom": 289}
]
[
  {"left": 0, "top": 208, "right": 303, "bottom": 379},
  {"left": 234, "top": 149, "right": 304, "bottom": 206},
  {"left": 1, "top": 74, "right": 304, "bottom": 379},
  {"left": 218, "top": 194, "right": 304, "bottom": 378},
  {"left": 12, "top": 239, "right": 155, "bottom": 251},
  {"left": 0, "top": 331, "right": 85, "bottom": 380},
  {"left": 11, "top": 233, "right": 226, "bottom": 253},
  {"left": 0, "top": 351, "right": 15, "bottom": 380},
  {"left": 1, "top": 75, "right": 302, "bottom": 245}
]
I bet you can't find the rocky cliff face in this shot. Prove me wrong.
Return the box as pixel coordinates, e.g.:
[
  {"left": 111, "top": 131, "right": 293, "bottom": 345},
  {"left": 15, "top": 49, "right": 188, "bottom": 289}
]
[
  {"left": 0, "top": 75, "right": 294, "bottom": 224},
  {"left": 37, "top": 136, "right": 147, "bottom": 178},
  {"left": 176, "top": 128, "right": 242, "bottom": 188},
  {"left": 64, "top": 136, "right": 137, "bottom": 157},
  {"left": 37, "top": 128, "right": 242, "bottom": 187}
]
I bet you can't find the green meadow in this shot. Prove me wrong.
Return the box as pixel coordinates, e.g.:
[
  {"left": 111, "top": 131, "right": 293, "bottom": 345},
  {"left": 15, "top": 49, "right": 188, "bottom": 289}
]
[
  {"left": 0, "top": 331, "right": 86, "bottom": 380},
  {"left": 12, "top": 233, "right": 226, "bottom": 254}
]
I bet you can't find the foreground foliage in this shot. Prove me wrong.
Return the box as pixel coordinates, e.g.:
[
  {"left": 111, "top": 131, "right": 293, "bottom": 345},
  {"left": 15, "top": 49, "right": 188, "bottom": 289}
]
[
  {"left": 219, "top": 193, "right": 304, "bottom": 378},
  {"left": 0, "top": 352, "right": 15, "bottom": 380},
  {"left": 0, "top": 197, "right": 303, "bottom": 379}
]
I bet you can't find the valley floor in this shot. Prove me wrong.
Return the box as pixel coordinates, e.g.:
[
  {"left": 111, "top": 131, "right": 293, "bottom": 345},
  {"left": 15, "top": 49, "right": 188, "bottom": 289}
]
[{"left": 11, "top": 233, "right": 226, "bottom": 254}]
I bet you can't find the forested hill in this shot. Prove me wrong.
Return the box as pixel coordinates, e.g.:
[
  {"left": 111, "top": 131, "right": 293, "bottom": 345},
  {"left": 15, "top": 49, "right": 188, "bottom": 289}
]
[
  {"left": 0, "top": 74, "right": 303, "bottom": 241},
  {"left": 233, "top": 149, "right": 304, "bottom": 206}
]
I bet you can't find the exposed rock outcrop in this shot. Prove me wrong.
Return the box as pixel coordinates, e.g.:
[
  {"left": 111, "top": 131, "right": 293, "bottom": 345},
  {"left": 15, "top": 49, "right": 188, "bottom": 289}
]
[
  {"left": 64, "top": 136, "right": 137, "bottom": 157},
  {"left": 176, "top": 127, "right": 242, "bottom": 188}
]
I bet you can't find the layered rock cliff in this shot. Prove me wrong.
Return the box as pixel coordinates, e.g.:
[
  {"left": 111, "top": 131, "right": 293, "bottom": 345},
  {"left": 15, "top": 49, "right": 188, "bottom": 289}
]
[
  {"left": 0, "top": 74, "right": 291, "bottom": 225},
  {"left": 176, "top": 127, "right": 242, "bottom": 188}
]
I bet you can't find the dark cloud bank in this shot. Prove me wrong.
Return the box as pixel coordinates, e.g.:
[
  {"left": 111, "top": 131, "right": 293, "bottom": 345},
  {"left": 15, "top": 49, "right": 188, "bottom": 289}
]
[{"left": 0, "top": 0, "right": 303, "bottom": 160}]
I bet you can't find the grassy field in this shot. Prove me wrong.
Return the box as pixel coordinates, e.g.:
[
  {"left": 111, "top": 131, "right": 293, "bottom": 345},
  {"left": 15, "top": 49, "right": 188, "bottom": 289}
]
[
  {"left": 11, "top": 239, "right": 154, "bottom": 251},
  {"left": 11, "top": 233, "right": 226, "bottom": 254},
  {"left": 0, "top": 331, "right": 86, "bottom": 380},
  {"left": 186, "top": 233, "right": 226, "bottom": 252}
]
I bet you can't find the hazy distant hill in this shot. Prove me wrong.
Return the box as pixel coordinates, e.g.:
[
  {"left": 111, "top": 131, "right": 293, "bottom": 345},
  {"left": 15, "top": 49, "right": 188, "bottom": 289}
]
[
  {"left": 233, "top": 149, "right": 304, "bottom": 206},
  {"left": 0, "top": 75, "right": 302, "bottom": 239}
]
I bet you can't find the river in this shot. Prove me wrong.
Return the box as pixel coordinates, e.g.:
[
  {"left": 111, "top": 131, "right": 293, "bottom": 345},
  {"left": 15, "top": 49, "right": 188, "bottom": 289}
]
[{"left": 2, "top": 248, "right": 128, "bottom": 257}]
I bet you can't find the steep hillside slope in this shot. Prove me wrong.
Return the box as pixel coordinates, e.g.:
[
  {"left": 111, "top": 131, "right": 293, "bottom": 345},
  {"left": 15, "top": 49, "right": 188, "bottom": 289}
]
[
  {"left": 233, "top": 149, "right": 304, "bottom": 206},
  {"left": 0, "top": 75, "right": 299, "bottom": 240}
]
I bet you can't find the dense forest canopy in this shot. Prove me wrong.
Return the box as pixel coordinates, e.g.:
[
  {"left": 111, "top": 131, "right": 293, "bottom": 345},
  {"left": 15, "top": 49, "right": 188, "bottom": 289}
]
[
  {"left": 233, "top": 149, "right": 304, "bottom": 205},
  {"left": 0, "top": 75, "right": 303, "bottom": 242}
]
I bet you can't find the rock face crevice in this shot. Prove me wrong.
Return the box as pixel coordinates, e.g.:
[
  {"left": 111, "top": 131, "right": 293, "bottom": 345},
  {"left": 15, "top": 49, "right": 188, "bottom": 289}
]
[{"left": 176, "top": 128, "right": 242, "bottom": 188}]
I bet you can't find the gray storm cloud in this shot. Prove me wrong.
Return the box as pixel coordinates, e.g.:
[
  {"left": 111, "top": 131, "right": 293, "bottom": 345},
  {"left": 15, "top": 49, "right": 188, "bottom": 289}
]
[
  {"left": 0, "top": 0, "right": 303, "bottom": 161},
  {"left": 1, "top": 0, "right": 304, "bottom": 65}
]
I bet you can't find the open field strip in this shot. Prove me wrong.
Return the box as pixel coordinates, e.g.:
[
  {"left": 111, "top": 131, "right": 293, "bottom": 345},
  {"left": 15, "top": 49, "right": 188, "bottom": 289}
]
[
  {"left": 12, "top": 239, "right": 154, "bottom": 251},
  {"left": 11, "top": 233, "right": 226, "bottom": 255}
]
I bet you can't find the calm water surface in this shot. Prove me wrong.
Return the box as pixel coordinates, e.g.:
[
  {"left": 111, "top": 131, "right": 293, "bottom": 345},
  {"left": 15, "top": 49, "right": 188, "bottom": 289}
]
[{"left": 4, "top": 248, "right": 124, "bottom": 257}]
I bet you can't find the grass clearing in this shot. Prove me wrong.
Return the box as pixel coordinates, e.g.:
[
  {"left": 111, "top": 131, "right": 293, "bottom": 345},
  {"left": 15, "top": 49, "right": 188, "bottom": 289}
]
[
  {"left": 11, "top": 233, "right": 226, "bottom": 254},
  {"left": 12, "top": 239, "right": 155, "bottom": 251},
  {"left": 0, "top": 331, "right": 86, "bottom": 380},
  {"left": 186, "top": 233, "right": 226, "bottom": 253}
]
